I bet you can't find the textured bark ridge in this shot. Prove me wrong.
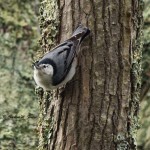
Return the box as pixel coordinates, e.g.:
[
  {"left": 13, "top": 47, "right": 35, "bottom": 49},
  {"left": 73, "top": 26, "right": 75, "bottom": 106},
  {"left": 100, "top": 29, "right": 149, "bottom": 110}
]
[{"left": 38, "top": 0, "right": 143, "bottom": 150}]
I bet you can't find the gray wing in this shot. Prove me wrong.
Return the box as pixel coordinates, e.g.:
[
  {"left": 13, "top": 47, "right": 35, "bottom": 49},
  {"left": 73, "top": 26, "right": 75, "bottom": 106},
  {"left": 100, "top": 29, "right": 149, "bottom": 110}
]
[{"left": 40, "top": 40, "right": 78, "bottom": 86}]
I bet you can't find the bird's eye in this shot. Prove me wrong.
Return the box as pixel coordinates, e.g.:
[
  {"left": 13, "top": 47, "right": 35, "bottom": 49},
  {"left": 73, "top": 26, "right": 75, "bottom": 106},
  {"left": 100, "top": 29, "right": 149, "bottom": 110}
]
[{"left": 43, "top": 65, "right": 46, "bottom": 68}]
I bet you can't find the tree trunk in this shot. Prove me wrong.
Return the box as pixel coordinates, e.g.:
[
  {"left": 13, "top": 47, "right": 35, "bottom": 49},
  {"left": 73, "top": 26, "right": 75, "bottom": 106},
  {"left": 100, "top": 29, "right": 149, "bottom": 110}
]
[{"left": 37, "top": 0, "right": 143, "bottom": 150}]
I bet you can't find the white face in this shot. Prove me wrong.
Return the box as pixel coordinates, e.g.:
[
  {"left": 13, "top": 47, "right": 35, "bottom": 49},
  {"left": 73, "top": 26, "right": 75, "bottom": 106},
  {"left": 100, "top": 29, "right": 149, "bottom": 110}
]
[
  {"left": 34, "top": 64, "right": 53, "bottom": 76},
  {"left": 33, "top": 63, "right": 54, "bottom": 90}
]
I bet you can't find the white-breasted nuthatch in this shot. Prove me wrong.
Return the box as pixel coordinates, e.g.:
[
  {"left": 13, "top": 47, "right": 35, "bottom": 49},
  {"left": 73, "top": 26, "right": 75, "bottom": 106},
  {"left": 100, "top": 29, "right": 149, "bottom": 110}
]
[{"left": 33, "top": 24, "right": 90, "bottom": 91}]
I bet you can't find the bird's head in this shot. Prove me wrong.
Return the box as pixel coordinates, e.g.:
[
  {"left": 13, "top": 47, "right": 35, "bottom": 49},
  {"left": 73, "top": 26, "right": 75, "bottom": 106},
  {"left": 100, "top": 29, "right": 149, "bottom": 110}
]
[{"left": 34, "top": 61, "right": 54, "bottom": 76}]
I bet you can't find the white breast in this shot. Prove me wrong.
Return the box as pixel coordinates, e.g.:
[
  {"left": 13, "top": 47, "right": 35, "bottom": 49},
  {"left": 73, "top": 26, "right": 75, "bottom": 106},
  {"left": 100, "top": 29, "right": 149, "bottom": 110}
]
[{"left": 34, "top": 67, "right": 53, "bottom": 90}]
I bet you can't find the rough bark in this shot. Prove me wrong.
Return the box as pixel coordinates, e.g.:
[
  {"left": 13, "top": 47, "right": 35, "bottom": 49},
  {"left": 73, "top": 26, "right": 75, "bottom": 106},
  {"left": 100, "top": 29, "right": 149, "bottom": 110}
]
[{"left": 37, "top": 0, "right": 143, "bottom": 150}]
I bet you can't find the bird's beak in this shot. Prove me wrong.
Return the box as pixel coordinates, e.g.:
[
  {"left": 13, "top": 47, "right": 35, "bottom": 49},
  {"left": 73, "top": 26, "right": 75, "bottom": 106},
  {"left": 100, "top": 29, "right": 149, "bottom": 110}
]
[{"left": 33, "top": 62, "right": 40, "bottom": 69}]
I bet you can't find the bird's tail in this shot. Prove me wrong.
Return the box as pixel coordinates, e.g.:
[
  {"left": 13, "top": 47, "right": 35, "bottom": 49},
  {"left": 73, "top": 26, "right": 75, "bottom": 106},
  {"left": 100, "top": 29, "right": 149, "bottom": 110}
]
[{"left": 71, "top": 24, "right": 90, "bottom": 44}]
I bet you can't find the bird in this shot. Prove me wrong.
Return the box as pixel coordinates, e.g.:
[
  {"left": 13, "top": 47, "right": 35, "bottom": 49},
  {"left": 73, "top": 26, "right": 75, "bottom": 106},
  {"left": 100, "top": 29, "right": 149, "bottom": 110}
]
[{"left": 33, "top": 24, "right": 90, "bottom": 91}]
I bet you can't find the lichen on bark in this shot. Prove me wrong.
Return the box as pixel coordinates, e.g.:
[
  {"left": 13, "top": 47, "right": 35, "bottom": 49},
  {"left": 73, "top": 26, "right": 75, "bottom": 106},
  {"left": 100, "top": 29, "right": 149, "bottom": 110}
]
[
  {"left": 36, "top": 0, "right": 59, "bottom": 59},
  {"left": 36, "top": 0, "right": 59, "bottom": 149},
  {"left": 127, "top": 0, "right": 143, "bottom": 149}
]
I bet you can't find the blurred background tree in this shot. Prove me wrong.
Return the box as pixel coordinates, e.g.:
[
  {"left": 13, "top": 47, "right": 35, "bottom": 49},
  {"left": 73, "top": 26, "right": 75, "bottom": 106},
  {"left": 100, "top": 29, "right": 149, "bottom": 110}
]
[
  {"left": 137, "top": 0, "right": 150, "bottom": 149},
  {"left": 0, "top": 0, "right": 40, "bottom": 149}
]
